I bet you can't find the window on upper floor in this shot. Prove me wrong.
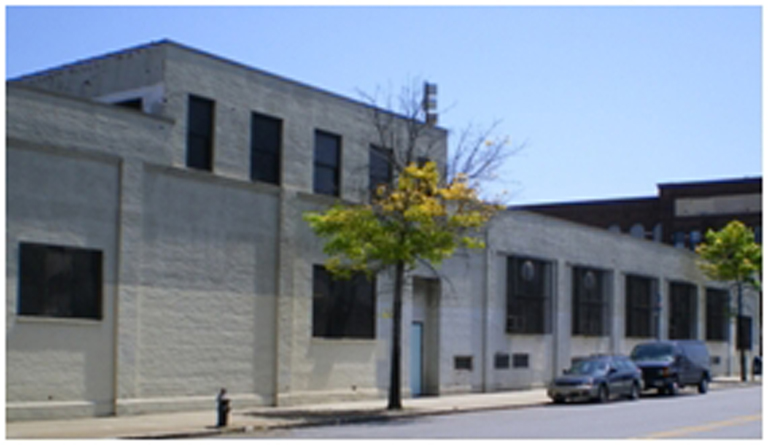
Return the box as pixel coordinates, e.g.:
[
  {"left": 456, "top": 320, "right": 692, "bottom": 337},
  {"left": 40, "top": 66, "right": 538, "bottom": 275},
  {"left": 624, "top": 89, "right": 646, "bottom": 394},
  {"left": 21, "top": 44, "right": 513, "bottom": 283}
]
[
  {"left": 369, "top": 145, "right": 393, "bottom": 197},
  {"left": 251, "top": 112, "right": 282, "bottom": 185},
  {"left": 625, "top": 274, "right": 654, "bottom": 338},
  {"left": 313, "top": 130, "right": 341, "bottom": 197},
  {"left": 312, "top": 265, "right": 376, "bottom": 339},
  {"left": 186, "top": 95, "right": 215, "bottom": 171},
  {"left": 706, "top": 288, "right": 729, "bottom": 341},
  {"left": 18, "top": 242, "right": 103, "bottom": 320},
  {"left": 669, "top": 281, "right": 697, "bottom": 340},
  {"left": 506, "top": 256, "right": 552, "bottom": 334},
  {"left": 572, "top": 266, "right": 609, "bottom": 336}
]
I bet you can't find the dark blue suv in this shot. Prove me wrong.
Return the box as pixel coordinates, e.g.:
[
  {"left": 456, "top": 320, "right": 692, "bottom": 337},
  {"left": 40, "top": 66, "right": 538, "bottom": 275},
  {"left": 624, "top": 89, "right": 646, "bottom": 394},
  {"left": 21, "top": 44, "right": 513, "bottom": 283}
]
[{"left": 630, "top": 340, "right": 711, "bottom": 396}]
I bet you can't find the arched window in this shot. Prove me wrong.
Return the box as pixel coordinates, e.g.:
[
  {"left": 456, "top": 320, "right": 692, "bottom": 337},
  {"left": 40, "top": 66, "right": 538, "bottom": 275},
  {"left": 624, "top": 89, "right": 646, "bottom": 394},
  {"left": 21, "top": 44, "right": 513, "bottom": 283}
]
[{"left": 629, "top": 223, "right": 645, "bottom": 239}]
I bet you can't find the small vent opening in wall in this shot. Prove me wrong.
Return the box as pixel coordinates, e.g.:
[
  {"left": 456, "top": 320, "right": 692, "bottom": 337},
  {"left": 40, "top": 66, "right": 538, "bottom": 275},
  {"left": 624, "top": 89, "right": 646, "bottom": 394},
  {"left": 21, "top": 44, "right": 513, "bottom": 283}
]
[
  {"left": 512, "top": 353, "right": 529, "bottom": 369},
  {"left": 454, "top": 356, "right": 473, "bottom": 371}
]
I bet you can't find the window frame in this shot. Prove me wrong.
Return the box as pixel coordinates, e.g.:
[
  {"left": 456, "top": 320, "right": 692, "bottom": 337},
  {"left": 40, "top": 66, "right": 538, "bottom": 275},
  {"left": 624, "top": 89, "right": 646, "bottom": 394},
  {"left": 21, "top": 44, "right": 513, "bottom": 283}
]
[
  {"left": 572, "top": 266, "right": 608, "bottom": 336},
  {"left": 312, "top": 265, "right": 376, "bottom": 339},
  {"left": 186, "top": 95, "right": 215, "bottom": 171},
  {"left": 506, "top": 256, "right": 552, "bottom": 334},
  {"left": 313, "top": 130, "right": 342, "bottom": 196},
  {"left": 369, "top": 145, "right": 393, "bottom": 196},
  {"left": 18, "top": 242, "right": 103, "bottom": 321},
  {"left": 669, "top": 281, "right": 697, "bottom": 340},
  {"left": 705, "top": 288, "right": 729, "bottom": 341},
  {"left": 625, "top": 274, "right": 654, "bottom": 338},
  {"left": 250, "top": 112, "right": 282, "bottom": 185}
]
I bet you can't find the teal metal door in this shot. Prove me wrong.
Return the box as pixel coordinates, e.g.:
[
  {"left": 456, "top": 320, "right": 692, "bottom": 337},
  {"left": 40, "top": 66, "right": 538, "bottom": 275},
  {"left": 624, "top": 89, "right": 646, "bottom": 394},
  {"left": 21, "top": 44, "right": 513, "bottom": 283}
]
[{"left": 410, "top": 322, "right": 424, "bottom": 397}]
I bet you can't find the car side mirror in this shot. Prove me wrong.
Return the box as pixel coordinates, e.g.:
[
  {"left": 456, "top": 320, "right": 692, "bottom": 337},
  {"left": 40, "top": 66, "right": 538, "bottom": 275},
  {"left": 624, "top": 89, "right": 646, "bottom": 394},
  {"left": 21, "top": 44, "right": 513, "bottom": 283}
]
[
  {"left": 563, "top": 368, "right": 569, "bottom": 375},
  {"left": 608, "top": 367, "right": 618, "bottom": 375}
]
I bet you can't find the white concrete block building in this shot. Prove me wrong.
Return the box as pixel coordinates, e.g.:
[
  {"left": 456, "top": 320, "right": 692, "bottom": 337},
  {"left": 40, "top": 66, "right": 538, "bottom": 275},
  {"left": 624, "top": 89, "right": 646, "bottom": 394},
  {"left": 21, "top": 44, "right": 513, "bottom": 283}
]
[{"left": 6, "top": 41, "right": 759, "bottom": 421}]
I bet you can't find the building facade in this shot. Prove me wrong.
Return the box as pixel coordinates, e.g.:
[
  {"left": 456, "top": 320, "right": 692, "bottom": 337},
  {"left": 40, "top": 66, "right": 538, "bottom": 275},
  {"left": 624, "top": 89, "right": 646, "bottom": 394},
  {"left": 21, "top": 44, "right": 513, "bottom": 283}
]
[{"left": 6, "top": 41, "right": 760, "bottom": 421}]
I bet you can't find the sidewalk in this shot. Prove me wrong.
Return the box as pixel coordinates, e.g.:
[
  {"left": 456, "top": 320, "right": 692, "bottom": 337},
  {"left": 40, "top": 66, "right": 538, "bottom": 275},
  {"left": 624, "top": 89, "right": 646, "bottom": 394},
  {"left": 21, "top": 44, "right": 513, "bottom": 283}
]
[{"left": 6, "top": 377, "right": 760, "bottom": 439}]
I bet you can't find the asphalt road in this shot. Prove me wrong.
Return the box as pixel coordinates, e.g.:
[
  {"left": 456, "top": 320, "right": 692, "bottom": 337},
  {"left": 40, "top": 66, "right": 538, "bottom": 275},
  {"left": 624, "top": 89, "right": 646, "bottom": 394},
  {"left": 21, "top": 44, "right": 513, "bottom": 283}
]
[{"left": 238, "top": 385, "right": 762, "bottom": 439}]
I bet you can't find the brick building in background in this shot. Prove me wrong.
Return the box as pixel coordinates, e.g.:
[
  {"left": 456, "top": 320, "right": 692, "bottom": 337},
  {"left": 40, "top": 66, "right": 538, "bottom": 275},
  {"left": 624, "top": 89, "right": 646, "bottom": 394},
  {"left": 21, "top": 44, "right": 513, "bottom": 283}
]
[{"left": 515, "top": 177, "right": 762, "bottom": 249}]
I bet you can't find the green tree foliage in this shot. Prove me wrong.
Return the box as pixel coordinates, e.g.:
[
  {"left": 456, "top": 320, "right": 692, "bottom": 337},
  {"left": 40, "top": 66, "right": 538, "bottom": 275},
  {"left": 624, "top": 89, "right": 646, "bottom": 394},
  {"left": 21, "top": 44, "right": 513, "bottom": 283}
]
[
  {"left": 695, "top": 220, "right": 761, "bottom": 290},
  {"left": 305, "top": 161, "right": 499, "bottom": 277},
  {"left": 304, "top": 161, "right": 501, "bottom": 409},
  {"left": 695, "top": 220, "right": 761, "bottom": 381}
]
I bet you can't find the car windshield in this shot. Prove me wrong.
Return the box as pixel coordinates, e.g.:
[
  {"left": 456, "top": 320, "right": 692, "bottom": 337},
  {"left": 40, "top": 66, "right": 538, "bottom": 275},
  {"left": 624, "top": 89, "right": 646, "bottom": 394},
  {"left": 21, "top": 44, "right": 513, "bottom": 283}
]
[
  {"left": 566, "top": 360, "right": 609, "bottom": 376},
  {"left": 631, "top": 344, "right": 675, "bottom": 361}
]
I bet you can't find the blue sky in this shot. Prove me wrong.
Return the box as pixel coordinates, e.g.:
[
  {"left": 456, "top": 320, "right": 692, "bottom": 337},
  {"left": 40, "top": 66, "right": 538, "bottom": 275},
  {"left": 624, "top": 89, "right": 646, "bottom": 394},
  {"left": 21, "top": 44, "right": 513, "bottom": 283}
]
[{"left": 5, "top": 5, "right": 762, "bottom": 204}]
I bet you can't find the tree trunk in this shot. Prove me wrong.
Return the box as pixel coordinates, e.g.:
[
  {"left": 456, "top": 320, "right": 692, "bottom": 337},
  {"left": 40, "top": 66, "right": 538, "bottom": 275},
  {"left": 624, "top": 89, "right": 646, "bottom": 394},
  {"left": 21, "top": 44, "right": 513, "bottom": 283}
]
[
  {"left": 387, "top": 261, "right": 405, "bottom": 410},
  {"left": 738, "top": 281, "right": 747, "bottom": 382}
]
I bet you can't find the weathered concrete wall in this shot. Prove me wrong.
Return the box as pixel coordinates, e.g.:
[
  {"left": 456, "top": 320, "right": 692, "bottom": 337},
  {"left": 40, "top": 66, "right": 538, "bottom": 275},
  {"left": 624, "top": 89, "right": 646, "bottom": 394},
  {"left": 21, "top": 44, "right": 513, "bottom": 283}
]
[
  {"left": 129, "top": 168, "right": 279, "bottom": 413},
  {"left": 6, "top": 146, "right": 120, "bottom": 420},
  {"left": 6, "top": 85, "right": 174, "bottom": 421},
  {"left": 480, "top": 210, "right": 746, "bottom": 389}
]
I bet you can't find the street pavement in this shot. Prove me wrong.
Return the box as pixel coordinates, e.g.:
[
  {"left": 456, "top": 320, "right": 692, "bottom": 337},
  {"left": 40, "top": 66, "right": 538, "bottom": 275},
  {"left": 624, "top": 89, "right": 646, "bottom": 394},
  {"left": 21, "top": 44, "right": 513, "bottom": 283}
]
[{"left": 5, "top": 376, "right": 761, "bottom": 439}]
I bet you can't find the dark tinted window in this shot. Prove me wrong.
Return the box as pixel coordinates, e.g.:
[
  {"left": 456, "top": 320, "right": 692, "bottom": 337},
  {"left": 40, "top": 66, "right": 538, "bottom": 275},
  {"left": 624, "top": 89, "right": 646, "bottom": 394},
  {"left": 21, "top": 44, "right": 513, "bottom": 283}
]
[
  {"left": 18, "top": 243, "right": 103, "bottom": 320},
  {"left": 506, "top": 256, "right": 552, "bottom": 334},
  {"left": 669, "top": 282, "right": 697, "bottom": 340},
  {"left": 187, "top": 95, "right": 215, "bottom": 171},
  {"left": 631, "top": 343, "right": 676, "bottom": 361},
  {"left": 251, "top": 113, "right": 282, "bottom": 185},
  {"left": 369, "top": 146, "right": 393, "bottom": 195},
  {"left": 454, "top": 356, "right": 473, "bottom": 370},
  {"left": 314, "top": 131, "right": 341, "bottom": 196},
  {"left": 572, "top": 267, "right": 608, "bottom": 336},
  {"left": 626, "top": 275, "right": 653, "bottom": 338},
  {"left": 567, "top": 359, "right": 609, "bottom": 375},
  {"left": 512, "top": 354, "right": 529, "bottom": 369},
  {"left": 312, "top": 266, "right": 375, "bottom": 339},
  {"left": 706, "top": 288, "right": 728, "bottom": 341}
]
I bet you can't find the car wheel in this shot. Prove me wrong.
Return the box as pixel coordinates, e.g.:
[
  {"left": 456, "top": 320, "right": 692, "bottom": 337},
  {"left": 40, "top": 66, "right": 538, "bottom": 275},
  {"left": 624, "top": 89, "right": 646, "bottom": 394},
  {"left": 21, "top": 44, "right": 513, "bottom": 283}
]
[
  {"left": 629, "top": 382, "right": 640, "bottom": 400},
  {"left": 698, "top": 376, "right": 709, "bottom": 394},
  {"left": 552, "top": 396, "right": 566, "bottom": 404},
  {"left": 596, "top": 384, "right": 609, "bottom": 403}
]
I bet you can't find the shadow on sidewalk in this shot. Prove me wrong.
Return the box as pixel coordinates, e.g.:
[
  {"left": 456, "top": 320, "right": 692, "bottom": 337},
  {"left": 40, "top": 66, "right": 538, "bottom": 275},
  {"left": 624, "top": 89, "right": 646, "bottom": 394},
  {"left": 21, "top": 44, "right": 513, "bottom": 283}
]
[{"left": 240, "top": 407, "right": 420, "bottom": 427}]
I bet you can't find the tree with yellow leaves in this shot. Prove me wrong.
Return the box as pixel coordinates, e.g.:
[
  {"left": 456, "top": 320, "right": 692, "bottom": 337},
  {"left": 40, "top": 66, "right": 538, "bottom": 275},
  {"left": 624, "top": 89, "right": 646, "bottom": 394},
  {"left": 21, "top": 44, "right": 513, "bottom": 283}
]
[
  {"left": 696, "top": 220, "right": 762, "bottom": 381},
  {"left": 304, "top": 161, "right": 501, "bottom": 410}
]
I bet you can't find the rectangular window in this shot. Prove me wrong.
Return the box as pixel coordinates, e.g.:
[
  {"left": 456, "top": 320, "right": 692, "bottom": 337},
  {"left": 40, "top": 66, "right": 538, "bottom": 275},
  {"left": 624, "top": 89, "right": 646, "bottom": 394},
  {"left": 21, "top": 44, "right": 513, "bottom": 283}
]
[
  {"left": 454, "top": 356, "right": 473, "bottom": 370},
  {"left": 706, "top": 288, "right": 729, "bottom": 341},
  {"left": 512, "top": 354, "right": 530, "bottom": 369},
  {"left": 506, "top": 256, "right": 552, "bottom": 334},
  {"left": 251, "top": 112, "right": 282, "bottom": 185},
  {"left": 737, "top": 316, "right": 752, "bottom": 350},
  {"left": 669, "top": 282, "right": 697, "bottom": 340},
  {"left": 314, "top": 130, "right": 341, "bottom": 196},
  {"left": 312, "top": 265, "right": 375, "bottom": 339},
  {"left": 186, "top": 95, "right": 215, "bottom": 171},
  {"left": 572, "top": 266, "right": 608, "bottom": 336},
  {"left": 18, "top": 242, "right": 103, "bottom": 320},
  {"left": 626, "top": 275, "right": 653, "bottom": 338},
  {"left": 369, "top": 145, "right": 393, "bottom": 195},
  {"left": 494, "top": 353, "right": 510, "bottom": 369}
]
